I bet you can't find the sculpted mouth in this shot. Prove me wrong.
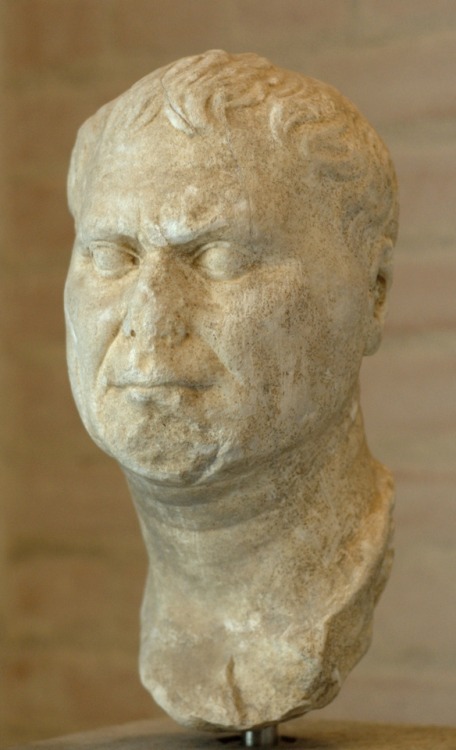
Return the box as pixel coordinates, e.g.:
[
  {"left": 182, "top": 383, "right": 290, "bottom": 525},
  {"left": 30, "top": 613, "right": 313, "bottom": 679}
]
[
  {"left": 126, "top": 380, "right": 211, "bottom": 392},
  {"left": 110, "top": 379, "right": 214, "bottom": 403},
  {"left": 119, "top": 380, "right": 213, "bottom": 390}
]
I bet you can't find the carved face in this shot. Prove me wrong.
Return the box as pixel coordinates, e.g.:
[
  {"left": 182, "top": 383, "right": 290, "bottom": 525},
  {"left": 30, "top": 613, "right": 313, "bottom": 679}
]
[{"left": 65, "top": 120, "right": 375, "bottom": 486}]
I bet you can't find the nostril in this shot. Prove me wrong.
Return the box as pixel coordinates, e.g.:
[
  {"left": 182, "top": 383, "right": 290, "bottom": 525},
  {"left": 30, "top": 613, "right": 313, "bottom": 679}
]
[{"left": 130, "top": 329, "right": 136, "bottom": 338}]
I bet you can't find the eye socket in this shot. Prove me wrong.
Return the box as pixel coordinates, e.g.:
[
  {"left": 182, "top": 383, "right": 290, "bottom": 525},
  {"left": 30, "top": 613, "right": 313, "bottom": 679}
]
[
  {"left": 194, "top": 242, "right": 251, "bottom": 281},
  {"left": 88, "top": 243, "right": 139, "bottom": 277}
]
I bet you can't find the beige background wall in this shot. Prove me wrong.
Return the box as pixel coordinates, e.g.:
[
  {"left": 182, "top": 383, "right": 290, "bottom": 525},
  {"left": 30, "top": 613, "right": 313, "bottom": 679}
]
[{"left": 1, "top": 1, "right": 455, "bottom": 745}]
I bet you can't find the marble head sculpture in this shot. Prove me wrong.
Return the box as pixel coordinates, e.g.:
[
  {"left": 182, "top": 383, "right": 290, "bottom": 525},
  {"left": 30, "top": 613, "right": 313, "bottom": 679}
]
[{"left": 65, "top": 51, "right": 398, "bottom": 731}]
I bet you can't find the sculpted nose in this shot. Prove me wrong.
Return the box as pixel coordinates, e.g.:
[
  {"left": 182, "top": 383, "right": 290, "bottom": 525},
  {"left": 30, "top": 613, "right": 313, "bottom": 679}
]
[{"left": 122, "top": 257, "right": 188, "bottom": 346}]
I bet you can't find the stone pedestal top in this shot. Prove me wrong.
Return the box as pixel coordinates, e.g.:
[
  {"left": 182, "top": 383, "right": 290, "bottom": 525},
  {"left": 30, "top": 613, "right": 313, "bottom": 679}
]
[{"left": 9, "top": 717, "right": 456, "bottom": 750}]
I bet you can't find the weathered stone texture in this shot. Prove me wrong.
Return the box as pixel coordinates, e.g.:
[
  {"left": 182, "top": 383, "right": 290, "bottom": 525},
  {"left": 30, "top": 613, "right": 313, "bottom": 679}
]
[
  {"left": 1, "top": 1, "right": 455, "bottom": 745},
  {"left": 63, "top": 50, "right": 398, "bottom": 732}
]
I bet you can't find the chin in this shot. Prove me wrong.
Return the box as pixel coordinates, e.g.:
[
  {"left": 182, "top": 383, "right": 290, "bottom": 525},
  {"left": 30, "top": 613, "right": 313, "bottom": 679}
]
[
  {"left": 97, "top": 433, "right": 225, "bottom": 487},
  {"left": 114, "top": 431, "right": 268, "bottom": 488}
]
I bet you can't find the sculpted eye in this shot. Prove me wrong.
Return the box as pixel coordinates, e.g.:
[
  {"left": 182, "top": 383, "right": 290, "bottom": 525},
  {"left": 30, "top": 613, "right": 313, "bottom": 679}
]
[
  {"left": 89, "top": 243, "right": 139, "bottom": 277},
  {"left": 194, "top": 242, "right": 251, "bottom": 280}
]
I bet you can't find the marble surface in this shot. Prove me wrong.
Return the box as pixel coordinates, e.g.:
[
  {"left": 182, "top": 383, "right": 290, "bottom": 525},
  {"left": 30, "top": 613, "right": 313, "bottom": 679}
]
[
  {"left": 2, "top": 4, "right": 455, "bottom": 744},
  {"left": 64, "top": 51, "right": 398, "bottom": 731}
]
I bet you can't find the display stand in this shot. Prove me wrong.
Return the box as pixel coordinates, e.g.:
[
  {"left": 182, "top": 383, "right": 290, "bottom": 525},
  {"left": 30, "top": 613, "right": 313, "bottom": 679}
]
[{"left": 9, "top": 717, "right": 456, "bottom": 750}]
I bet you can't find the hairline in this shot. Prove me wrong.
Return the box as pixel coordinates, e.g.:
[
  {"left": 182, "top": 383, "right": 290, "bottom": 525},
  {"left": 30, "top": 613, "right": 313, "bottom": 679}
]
[{"left": 68, "top": 52, "right": 398, "bottom": 254}]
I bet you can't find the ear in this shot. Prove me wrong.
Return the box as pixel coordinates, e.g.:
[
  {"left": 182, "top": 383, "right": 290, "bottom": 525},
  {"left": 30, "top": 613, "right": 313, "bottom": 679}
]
[{"left": 363, "top": 241, "right": 393, "bottom": 356}]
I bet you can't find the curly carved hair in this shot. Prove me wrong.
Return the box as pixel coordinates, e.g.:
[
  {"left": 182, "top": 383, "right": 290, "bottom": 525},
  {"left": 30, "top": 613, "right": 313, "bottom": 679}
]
[{"left": 68, "top": 50, "right": 398, "bottom": 256}]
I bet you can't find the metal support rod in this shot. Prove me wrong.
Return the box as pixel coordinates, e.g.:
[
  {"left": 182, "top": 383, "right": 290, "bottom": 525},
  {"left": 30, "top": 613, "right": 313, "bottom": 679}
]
[{"left": 242, "top": 725, "right": 279, "bottom": 747}]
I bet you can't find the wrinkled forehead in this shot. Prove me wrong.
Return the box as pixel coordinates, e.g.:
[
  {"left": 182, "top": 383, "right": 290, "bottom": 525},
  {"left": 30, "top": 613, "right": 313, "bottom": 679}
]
[
  {"left": 84, "top": 108, "right": 282, "bottom": 189},
  {"left": 76, "top": 114, "right": 313, "bottom": 239},
  {"left": 81, "top": 129, "right": 238, "bottom": 237}
]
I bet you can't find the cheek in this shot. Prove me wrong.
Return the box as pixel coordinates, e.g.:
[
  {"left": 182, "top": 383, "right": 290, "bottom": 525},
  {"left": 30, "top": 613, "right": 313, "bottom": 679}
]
[
  {"left": 202, "top": 269, "right": 312, "bottom": 392},
  {"left": 201, "top": 267, "right": 367, "bottom": 409},
  {"left": 64, "top": 267, "right": 123, "bottom": 383},
  {"left": 303, "top": 280, "right": 368, "bottom": 416},
  {"left": 325, "top": 281, "right": 368, "bottom": 362}
]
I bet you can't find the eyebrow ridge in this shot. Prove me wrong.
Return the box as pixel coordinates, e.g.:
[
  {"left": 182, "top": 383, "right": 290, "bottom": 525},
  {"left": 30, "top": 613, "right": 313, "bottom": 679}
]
[
  {"left": 158, "top": 219, "right": 231, "bottom": 247},
  {"left": 78, "top": 218, "right": 236, "bottom": 251}
]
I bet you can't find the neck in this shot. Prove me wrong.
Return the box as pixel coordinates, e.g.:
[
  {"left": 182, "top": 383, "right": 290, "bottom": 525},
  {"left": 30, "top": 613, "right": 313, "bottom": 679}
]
[
  {"left": 122, "top": 398, "right": 394, "bottom": 731},
  {"left": 125, "top": 398, "right": 374, "bottom": 562}
]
